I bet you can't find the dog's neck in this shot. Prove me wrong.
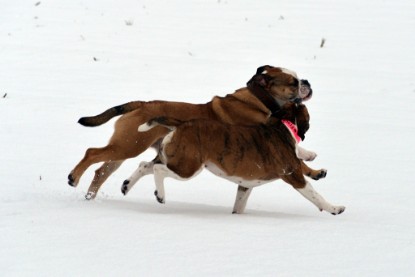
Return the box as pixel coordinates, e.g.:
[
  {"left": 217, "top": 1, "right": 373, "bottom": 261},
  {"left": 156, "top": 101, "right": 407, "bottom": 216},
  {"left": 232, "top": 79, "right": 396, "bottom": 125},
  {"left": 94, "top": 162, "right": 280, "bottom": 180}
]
[
  {"left": 247, "top": 82, "right": 281, "bottom": 116},
  {"left": 275, "top": 98, "right": 287, "bottom": 108}
]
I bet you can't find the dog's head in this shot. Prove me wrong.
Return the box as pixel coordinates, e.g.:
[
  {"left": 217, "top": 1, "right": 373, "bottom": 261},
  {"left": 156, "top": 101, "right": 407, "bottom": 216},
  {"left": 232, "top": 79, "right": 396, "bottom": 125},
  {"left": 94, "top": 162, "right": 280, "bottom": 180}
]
[{"left": 248, "top": 65, "right": 312, "bottom": 103}]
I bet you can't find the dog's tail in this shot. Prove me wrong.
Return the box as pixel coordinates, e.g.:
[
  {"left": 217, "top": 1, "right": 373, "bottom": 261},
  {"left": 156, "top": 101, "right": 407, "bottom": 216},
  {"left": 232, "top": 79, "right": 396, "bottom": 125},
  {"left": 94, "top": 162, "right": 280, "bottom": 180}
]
[
  {"left": 78, "top": 101, "right": 144, "bottom": 127},
  {"left": 138, "top": 117, "right": 185, "bottom": 132}
]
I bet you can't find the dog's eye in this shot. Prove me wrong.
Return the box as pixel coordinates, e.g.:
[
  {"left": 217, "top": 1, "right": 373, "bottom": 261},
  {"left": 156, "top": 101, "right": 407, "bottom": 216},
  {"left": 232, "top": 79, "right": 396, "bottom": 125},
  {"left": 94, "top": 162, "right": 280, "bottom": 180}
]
[{"left": 290, "top": 79, "right": 299, "bottom": 86}]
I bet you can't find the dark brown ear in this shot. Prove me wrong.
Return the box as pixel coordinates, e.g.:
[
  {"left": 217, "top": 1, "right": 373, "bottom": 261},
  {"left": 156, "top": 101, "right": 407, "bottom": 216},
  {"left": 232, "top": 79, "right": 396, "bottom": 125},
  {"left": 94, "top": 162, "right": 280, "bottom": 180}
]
[
  {"left": 247, "top": 73, "right": 269, "bottom": 87},
  {"left": 280, "top": 102, "right": 296, "bottom": 120},
  {"left": 247, "top": 66, "right": 273, "bottom": 87},
  {"left": 256, "top": 65, "right": 271, "bottom": 75},
  {"left": 295, "top": 104, "right": 310, "bottom": 141}
]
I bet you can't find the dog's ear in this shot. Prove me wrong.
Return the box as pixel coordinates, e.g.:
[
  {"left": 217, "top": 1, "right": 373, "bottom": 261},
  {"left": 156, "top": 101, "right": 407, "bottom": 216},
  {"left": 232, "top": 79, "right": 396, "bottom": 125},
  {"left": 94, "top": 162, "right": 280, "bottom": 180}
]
[
  {"left": 256, "top": 65, "right": 271, "bottom": 75},
  {"left": 247, "top": 73, "right": 269, "bottom": 87},
  {"left": 247, "top": 65, "right": 273, "bottom": 87},
  {"left": 280, "top": 102, "right": 296, "bottom": 119},
  {"left": 295, "top": 104, "right": 310, "bottom": 141}
]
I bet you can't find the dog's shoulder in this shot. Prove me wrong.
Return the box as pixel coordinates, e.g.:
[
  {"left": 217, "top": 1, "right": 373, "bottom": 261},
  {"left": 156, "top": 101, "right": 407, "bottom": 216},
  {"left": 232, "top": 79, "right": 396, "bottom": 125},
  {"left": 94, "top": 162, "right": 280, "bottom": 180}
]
[{"left": 210, "top": 88, "right": 270, "bottom": 125}]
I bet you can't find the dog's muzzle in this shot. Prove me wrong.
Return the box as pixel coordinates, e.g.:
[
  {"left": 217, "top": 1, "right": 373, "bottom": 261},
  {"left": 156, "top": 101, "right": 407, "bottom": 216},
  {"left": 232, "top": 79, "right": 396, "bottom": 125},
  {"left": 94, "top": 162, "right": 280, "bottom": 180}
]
[{"left": 295, "top": 79, "right": 313, "bottom": 103}]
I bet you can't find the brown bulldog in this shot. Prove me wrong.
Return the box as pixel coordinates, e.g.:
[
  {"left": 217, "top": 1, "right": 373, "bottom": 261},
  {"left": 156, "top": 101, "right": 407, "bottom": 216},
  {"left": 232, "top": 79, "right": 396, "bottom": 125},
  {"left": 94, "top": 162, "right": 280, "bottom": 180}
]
[
  {"left": 127, "top": 104, "right": 345, "bottom": 215},
  {"left": 68, "top": 65, "right": 316, "bottom": 200}
]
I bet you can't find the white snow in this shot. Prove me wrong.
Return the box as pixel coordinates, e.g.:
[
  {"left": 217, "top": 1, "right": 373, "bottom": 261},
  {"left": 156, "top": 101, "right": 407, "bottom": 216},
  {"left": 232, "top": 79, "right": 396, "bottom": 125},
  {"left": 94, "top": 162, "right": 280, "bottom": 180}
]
[{"left": 1, "top": 0, "right": 415, "bottom": 276}]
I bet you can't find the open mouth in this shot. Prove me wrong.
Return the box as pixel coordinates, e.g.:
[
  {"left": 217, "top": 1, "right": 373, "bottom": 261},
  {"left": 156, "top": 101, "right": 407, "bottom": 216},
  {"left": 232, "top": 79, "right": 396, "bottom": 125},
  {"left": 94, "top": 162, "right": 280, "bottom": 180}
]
[{"left": 297, "top": 79, "right": 313, "bottom": 102}]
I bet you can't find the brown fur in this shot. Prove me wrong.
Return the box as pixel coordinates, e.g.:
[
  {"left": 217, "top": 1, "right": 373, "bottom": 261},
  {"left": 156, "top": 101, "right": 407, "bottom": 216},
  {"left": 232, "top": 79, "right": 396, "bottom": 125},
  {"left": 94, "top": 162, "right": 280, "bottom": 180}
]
[
  {"left": 68, "top": 66, "right": 315, "bottom": 198},
  {"left": 154, "top": 104, "right": 311, "bottom": 189}
]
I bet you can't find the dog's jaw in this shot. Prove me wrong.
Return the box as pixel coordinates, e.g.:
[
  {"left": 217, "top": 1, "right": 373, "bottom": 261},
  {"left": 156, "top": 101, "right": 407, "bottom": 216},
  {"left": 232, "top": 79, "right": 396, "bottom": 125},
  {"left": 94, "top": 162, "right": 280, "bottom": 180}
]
[{"left": 299, "top": 80, "right": 313, "bottom": 101}]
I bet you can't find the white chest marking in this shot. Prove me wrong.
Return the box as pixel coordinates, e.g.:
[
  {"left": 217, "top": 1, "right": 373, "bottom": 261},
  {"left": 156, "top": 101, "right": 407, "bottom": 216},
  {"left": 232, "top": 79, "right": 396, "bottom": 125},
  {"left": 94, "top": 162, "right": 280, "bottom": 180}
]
[{"left": 159, "top": 130, "right": 175, "bottom": 164}]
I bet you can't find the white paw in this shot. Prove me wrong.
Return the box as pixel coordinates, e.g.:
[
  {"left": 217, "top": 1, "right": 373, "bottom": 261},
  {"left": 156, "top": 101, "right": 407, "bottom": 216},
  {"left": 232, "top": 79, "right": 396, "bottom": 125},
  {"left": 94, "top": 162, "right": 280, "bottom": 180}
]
[
  {"left": 304, "top": 151, "right": 317, "bottom": 161},
  {"left": 154, "top": 190, "right": 165, "bottom": 204},
  {"left": 330, "top": 206, "right": 346, "bottom": 215},
  {"left": 232, "top": 209, "right": 242, "bottom": 214},
  {"left": 85, "top": 192, "right": 96, "bottom": 200}
]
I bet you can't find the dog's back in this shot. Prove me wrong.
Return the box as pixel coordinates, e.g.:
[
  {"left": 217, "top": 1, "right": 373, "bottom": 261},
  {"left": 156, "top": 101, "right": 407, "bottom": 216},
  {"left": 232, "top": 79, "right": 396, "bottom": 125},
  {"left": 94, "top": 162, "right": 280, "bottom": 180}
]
[{"left": 146, "top": 103, "right": 310, "bottom": 182}]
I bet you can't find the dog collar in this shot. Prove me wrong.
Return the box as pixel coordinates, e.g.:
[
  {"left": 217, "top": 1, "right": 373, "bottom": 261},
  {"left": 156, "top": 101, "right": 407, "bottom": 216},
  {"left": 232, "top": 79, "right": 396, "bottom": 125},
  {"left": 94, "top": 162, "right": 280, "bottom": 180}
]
[{"left": 281, "top": 120, "right": 302, "bottom": 143}]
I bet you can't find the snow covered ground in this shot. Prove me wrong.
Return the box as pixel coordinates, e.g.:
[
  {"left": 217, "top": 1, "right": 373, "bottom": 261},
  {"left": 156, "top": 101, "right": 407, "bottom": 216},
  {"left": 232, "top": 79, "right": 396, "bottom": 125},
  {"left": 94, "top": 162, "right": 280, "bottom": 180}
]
[{"left": 1, "top": 0, "right": 414, "bottom": 276}]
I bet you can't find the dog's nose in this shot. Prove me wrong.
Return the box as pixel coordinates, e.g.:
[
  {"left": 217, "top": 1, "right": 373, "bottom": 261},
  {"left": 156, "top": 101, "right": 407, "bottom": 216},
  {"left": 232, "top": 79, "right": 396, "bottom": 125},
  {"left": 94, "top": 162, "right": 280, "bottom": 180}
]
[{"left": 301, "top": 79, "right": 310, "bottom": 87}]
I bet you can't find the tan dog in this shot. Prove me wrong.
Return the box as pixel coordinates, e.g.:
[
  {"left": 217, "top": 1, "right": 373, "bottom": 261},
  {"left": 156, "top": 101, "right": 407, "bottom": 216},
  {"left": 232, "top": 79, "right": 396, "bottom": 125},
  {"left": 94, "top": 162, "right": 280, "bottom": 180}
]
[
  {"left": 68, "top": 65, "right": 316, "bottom": 200},
  {"left": 129, "top": 104, "right": 345, "bottom": 215}
]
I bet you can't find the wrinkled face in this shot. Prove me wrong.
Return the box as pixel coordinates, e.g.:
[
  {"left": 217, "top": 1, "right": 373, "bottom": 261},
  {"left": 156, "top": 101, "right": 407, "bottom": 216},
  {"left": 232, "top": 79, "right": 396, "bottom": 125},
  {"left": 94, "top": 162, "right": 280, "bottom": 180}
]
[{"left": 254, "top": 65, "right": 312, "bottom": 103}]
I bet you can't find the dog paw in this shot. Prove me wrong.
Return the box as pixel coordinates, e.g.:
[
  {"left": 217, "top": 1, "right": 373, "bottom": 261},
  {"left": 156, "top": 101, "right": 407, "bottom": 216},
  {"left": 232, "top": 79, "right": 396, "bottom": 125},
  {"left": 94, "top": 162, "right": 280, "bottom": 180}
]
[
  {"left": 121, "top": 180, "right": 130, "bottom": 195},
  {"left": 85, "top": 192, "right": 96, "bottom": 200},
  {"left": 312, "top": 169, "right": 327, "bottom": 180},
  {"left": 68, "top": 173, "right": 77, "bottom": 187},
  {"left": 330, "top": 206, "right": 346, "bottom": 215},
  {"left": 304, "top": 151, "right": 317, "bottom": 161},
  {"left": 154, "top": 190, "right": 165, "bottom": 204}
]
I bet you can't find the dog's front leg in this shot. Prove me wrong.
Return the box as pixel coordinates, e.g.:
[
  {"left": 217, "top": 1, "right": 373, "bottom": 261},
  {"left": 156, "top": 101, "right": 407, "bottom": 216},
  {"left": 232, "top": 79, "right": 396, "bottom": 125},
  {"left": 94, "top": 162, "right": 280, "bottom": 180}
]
[
  {"left": 122, "top": 160, "right": 155, "bottom": 195},
  {"left": 295, "top": 145, "right": 317, "bottom": 161},
  {"left": 296, "top": 182, "right": 345, "bottom": 215},
  {"left": 232, "top": 185, "right": 253, "bottom": 214}
]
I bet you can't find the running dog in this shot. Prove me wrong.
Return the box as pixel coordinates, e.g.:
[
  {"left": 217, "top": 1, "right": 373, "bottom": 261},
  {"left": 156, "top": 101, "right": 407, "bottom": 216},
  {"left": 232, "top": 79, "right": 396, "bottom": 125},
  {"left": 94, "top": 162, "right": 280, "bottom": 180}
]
[
  {"left": 123, "top": 102, "right": 344, "bottom": 215},
  {"left": 68, "top": 65, "right": 315, "bottom": 200}
]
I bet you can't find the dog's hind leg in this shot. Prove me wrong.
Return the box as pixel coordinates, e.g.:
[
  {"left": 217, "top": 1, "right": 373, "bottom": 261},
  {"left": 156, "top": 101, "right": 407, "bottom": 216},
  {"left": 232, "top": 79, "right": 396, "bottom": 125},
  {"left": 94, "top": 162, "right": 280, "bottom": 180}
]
[
  {"left": 296, "top": 182, "right": 345, "bottom": 215},
  {"left": 68, "top": 145, "right": 119, "bottom": 187},
  {"left": 85, "top": 160, "right": 124, "bottom": 200},
  {"left": 232, "top": 186, "right": 253, "bottom": 214},
  {"left": 122, "top": 158, "right": 159, "bottom": 195},
  {"left": 301, "top": 161, "right": 327, "bottom": 181},
  {"left": 152, "top": 163, "right": 203, "bottom": 204},
  {"left": 68, "top": 124, "right": 169, "bottom": 198},
  {"left": 152, "top": 164, "right": 171, "bottom": 204}
]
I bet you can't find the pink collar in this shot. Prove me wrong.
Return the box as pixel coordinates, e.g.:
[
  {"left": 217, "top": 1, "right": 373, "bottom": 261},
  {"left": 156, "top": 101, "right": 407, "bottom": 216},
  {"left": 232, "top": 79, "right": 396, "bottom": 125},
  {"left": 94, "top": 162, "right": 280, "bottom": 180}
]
[{"left": 281, "top": 120, "right": 302, "bottom": 143}]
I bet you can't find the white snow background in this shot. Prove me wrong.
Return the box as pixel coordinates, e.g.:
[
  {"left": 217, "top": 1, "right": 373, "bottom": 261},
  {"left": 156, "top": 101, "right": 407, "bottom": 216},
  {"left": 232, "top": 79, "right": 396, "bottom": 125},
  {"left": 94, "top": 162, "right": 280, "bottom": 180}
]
[{"left": 1, "top": 0, "right": 414, "bottom": 276}]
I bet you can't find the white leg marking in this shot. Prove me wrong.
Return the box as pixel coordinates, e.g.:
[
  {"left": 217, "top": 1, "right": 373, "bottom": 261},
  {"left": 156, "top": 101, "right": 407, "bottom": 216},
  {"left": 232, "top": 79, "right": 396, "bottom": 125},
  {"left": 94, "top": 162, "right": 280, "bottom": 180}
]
[
  {"left": 296, "top": 145, "right": 317, "bottom": 161},
  {"left": 153, "top": 164, "right": 169, "bottom": 203},
  {"left": 232, "top": 186, "right": 253, "bottom": 214},
  {"left": 122, "top": 160, "right": 155, "bottom": 195},
  {"left": 152, "top": 164, "right": 203, "bottom": 204},
  {"left": 138, "top": 122, "right": 151, "bottom": 132},
  {"left": 296, "top": 182, "right": 345, "bottom": 215}
]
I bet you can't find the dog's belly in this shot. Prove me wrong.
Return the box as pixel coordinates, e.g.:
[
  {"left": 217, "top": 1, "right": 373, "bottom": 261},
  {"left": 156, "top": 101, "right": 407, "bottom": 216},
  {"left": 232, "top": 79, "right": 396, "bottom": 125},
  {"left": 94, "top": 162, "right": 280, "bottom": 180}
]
[{"left": 204, "top": 162, "right": 273, "bottom": 188}]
